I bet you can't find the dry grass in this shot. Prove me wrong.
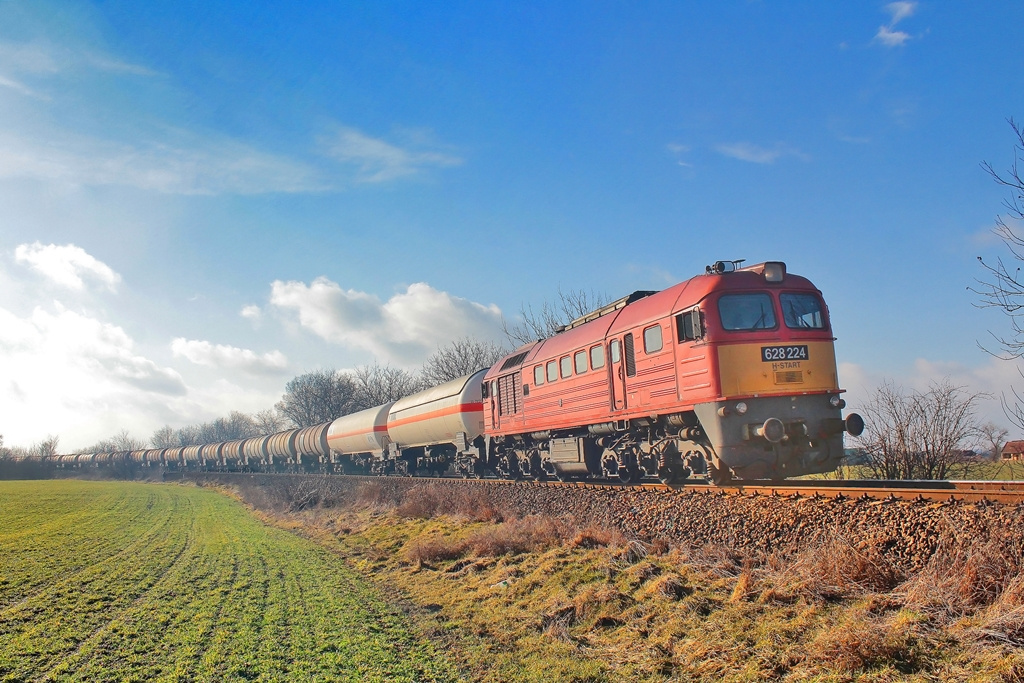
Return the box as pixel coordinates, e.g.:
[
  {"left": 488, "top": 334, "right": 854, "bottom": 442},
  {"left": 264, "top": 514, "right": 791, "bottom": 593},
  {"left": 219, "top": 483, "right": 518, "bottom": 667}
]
[{"left": 396, "top": 483, "right": 501, "bottom": 522}]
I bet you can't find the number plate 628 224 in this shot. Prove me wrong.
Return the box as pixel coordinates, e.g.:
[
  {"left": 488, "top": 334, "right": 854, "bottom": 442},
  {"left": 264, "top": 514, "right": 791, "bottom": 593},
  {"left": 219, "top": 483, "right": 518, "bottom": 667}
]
[{"left": 761, "top": 345, "right": 808, "bottom": 362}]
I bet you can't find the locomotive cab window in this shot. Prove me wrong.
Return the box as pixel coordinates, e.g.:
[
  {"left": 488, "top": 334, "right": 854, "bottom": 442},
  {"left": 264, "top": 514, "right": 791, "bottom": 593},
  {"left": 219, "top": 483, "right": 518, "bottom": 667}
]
[
  {"left": 781, "top": 292, "right": 826, "bottom": 329},
  {"left": 718, "top": 293, "right": 777, "bottom": 331},
  {"left": 610, "top": 339, "right": 621, "bottom": 363},
  {"left": 590, "top": 344, "right": 605, "bottom": 370},
  {"left": 560, "top": 356, "right": 572, "bottom": 379},
  {"left": 643, "top": 325, "right": 663, "bottom": 353},
  {"left": 534, "top": 365, "right": 544, "bottom": 386},
  {"left": 574, "top": 350, "right": 588, "bottom": 374}
]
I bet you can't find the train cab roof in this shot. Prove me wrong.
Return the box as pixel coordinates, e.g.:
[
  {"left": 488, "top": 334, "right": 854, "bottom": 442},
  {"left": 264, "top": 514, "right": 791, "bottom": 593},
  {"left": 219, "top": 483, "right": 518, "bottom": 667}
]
[{"left": 486, "top": 260, "right": 823, "bottom": 380}]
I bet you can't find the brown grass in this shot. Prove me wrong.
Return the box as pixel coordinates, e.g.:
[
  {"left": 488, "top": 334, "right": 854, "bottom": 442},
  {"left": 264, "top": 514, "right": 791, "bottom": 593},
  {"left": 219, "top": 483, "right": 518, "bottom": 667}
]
[
  {"left": 395, "top": 483, "right": 501, "bottom": 522},
  {"left": 808, "top": 611, "right": 919, "bottom": 674},
  {"left": 902, "top": 524, "right": 1024, "bottom": 621}
]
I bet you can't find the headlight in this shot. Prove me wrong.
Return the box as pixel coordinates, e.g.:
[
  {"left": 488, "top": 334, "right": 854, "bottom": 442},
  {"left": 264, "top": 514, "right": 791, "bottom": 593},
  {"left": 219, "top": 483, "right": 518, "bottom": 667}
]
[
  {"left": 829, "top": 395, "right": 846, "bottom": 409},
  {"left": 735, "top": 401, "right": 748, "bottom": 415}
]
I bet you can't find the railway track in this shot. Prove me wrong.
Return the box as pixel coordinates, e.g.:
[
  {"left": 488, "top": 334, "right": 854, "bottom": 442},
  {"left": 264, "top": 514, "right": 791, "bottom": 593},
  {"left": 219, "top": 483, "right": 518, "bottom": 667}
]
[{"left": 168, "top": 470, "right": 1024, "bottom": 505}]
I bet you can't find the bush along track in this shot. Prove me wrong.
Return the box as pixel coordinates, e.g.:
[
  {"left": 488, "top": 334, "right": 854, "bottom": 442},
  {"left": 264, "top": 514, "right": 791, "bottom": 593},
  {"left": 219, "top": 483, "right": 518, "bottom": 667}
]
[
  {"left": 207, "top": 473, "right": 1024, "bottom": 682},
  {"left": 0, "top": 480, "right": 458, "bottom": 682}
]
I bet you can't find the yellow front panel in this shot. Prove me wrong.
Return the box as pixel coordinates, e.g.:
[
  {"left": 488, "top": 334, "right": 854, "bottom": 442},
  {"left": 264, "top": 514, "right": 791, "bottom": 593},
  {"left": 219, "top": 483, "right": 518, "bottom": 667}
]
[{"left": 716, "top": 341, "right": 838, "bottom": 397}]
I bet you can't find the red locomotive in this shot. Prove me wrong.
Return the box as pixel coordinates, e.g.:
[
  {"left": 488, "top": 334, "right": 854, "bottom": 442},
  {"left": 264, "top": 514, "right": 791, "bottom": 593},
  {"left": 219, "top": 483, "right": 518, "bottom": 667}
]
[{"left": 478, "top": 260, "right": 862, "bottom": 484}]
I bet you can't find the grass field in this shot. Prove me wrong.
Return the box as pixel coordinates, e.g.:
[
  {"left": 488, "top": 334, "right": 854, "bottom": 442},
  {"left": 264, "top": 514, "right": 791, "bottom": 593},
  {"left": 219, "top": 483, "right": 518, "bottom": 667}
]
[{"left": 0, "top": 480, "right": 458, "bottom": 682}]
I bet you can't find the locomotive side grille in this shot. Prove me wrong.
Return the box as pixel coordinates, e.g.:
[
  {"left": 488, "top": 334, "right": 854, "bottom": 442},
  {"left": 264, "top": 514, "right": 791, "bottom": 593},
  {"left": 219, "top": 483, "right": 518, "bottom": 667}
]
[
  {"left": 624, "top": 333, "right": 636, "bottom": 377},
  {"left": 774, "top": 370, "right": 803, "bottom": 384},
  {"left": 498, "top": 372, "right": 522, "bottom": 415}
]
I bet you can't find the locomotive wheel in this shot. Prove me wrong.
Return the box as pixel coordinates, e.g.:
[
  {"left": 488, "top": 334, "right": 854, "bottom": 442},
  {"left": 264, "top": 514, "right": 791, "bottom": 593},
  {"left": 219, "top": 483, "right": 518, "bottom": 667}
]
[
  {"left": 618, "top": 465, "right": 641, "bottom": 484},
  {"left": 657, "top": 464, "right": 680, "bottom": 485},
  {"left": 708, "top": 460, "right": 733, "bottom": 486}
]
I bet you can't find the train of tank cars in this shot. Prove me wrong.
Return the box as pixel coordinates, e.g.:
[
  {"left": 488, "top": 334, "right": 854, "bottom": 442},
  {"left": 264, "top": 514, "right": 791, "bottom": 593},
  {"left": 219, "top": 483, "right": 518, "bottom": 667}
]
[{"left": 39, "top": 260, "right": 864, "bottom": 486}]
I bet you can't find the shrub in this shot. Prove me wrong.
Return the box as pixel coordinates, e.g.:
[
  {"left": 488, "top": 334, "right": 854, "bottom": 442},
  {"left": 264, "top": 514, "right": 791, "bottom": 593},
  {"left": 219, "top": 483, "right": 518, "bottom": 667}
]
[
  {"left": 403, "top": 535, "right": 468, "bottom": 566},
  {"left": 467, "top": 515, "right": 567, "bottom": 557}
]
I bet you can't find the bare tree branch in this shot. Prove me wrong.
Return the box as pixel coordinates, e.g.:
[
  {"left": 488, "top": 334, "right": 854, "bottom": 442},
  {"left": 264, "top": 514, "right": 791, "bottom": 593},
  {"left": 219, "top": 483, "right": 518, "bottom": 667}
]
[
  {"left": 974, "top": 118, "right": 1024, "bottom": 428},
  {"left": 420, "top": 337, "right": 507, "bottom": 385},
  {"left": 501, "top": 287, "right": 609, "bottom": 345},
  {"left": 275, "top": 368, "right": 360, "bottom": 428},
  {"left": 353, "top": 362, "right": 422, "bottom": 407},
  {"left": 856, "top": 379, "right": 986, "bottom": 480}
]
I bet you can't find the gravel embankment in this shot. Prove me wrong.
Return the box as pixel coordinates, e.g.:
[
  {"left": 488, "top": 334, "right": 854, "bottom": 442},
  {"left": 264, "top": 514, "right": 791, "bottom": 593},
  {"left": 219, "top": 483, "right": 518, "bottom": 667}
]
[{"left": 181, "top": 472, "right": 1024, "bottom": 573}]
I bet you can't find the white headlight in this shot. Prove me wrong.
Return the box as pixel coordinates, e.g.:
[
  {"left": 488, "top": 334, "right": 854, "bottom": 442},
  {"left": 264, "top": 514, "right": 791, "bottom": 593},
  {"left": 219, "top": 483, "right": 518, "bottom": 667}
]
[
  {"left": 829, "top": 395, "right": 841, "bottom": 407},
  {"left": 735, "top": 401, "right": 748, "bottom": 415}
]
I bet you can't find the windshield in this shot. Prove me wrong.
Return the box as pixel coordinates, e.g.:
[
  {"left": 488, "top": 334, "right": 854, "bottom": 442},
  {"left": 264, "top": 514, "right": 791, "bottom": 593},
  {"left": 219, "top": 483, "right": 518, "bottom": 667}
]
[
  {"left": 718, "top": 293, "right": 777, "bottom": 331},
  {"left": 780, "top": 292, "right": 826, "bottom": 329}
]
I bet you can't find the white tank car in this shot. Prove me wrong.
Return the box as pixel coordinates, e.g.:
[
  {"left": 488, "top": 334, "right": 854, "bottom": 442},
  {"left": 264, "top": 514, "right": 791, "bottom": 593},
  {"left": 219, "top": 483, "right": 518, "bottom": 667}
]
[
  {"left": 386, "top": 369, "right": 488, "bottom": 449},
  {"left": 327, "top": 402, "right": 395, "bottom": 456}
]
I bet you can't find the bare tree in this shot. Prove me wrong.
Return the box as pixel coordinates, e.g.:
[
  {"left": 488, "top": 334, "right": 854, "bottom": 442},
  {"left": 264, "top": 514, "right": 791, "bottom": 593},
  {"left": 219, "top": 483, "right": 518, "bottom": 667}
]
[
  {"left": 979, "top": 421, "right": 1011, "bottom": 462},
  {"left": 85, "top": 429, "right": 146, "bottom": 453},
  {"left": 353, "top": 362, "right": 421, "bottom": 407},
  {"left": 857, "top": 379, "right": 986, "bottom": 480},
  {"left": 150, "top": 425, "right": 177, "bottom": 448},
  {"left": 976, "top": 118, "right": 1024, "bottom": 428},
  {"left": 252, "top": 409, "right": 287, "bottom": 434},
  {"left": 420, "top": 337, "right": 508, "bottom": 385},
  {"left": 501, "top": 287, "right": 609, "bottom": 345},
  {"left": 276, "top": 368, "right": 360, "bottom": 428}
]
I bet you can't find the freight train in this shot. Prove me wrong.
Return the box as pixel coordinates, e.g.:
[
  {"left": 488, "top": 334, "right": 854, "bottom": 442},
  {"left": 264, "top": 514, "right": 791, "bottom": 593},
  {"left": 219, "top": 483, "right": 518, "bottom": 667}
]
[{"left": 44, "top": 260, "right": 863, "bottom": 485}]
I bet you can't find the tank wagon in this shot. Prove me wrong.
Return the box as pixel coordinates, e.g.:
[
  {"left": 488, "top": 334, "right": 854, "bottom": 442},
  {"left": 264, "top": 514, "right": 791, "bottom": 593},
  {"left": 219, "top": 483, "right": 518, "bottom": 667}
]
[{"left": 43, "top": 260, "right": 862, "bottom": 486}]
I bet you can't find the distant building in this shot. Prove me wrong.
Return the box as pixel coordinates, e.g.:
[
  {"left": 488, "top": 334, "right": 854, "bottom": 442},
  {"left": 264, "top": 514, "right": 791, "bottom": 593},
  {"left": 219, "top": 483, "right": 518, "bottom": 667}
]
[{"left": 1001, "top": 440, "right": 1024, "bottom": 461}]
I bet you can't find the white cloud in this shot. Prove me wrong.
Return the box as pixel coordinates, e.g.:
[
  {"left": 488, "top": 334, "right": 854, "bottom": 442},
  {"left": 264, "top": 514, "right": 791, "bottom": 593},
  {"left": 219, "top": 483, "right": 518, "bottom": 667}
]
[
  {"left": 323, "top": 126, "right": 463, "bottom": 182},
  {"left": 0, "top": 131, "right": 325, "bottom": 195},
  {"left": 0, "top": 73, "right": 45, "bottom": 98},
  {"left": 0, "top": 301, "right": 189, "bottom": 448},
  {"left": 715, "top": 142, "right": 808, "bottom": 164},
  {"left": 171, "top": 338, "right": 288, "bottom": 374},
  {"left": 885, "top": 1, "right": 917, "bottom": 25},
  {"left": 667, "top": 143, "right": 693, "bottom": 168},
  {"left": 874, "top": 1, "right": 917, "bottom": 47},
  {"left": 14, "top": 242, "right": 121, "bottom": 292},
  {"left": 241, "top": 305, "right": 262, "bottom": 320},
  {"left": 269, "top": 277, "right": 503, "bottom": 364}
]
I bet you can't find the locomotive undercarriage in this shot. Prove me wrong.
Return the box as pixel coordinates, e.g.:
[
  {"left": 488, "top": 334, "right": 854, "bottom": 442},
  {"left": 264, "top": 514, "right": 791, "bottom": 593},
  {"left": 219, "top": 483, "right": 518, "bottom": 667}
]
[{"left": 482, "top": 411, "right": 717, "bottom": 485}]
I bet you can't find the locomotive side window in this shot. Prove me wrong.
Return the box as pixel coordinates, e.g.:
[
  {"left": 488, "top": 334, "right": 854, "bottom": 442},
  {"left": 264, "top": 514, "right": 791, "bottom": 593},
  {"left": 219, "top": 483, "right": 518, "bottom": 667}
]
[
  {"left": 610, "top": 339, "right": 621, "bottom": 363},
  {"left": 643, "top": 325, "right": 663, "bottom": 353},
  {"left": 624, "top": 333, "right": 636, "bottom": 377},
  {"left": 547, "top": 360, "right": 558, "bottom": 382},
  {"left": 718, "top": 293, "right": 777, "bottom": 331},
  {"left": 534, "top": 365, "right": 544, "bottom": 386},
  {"left": 590, "top": 344, "right": 605, "bottom": 369},
  {"left": 676, "top": 310, "right": 703, "bottom": 341},
  {"left": 560, "top": 356, "right": 572, "bottom": 379},
  {"left": 780, "top": 293, "right": 826, "bottom": 329},
  {"left": 574, "top": 350, "right": 587, "bottom": 374}
]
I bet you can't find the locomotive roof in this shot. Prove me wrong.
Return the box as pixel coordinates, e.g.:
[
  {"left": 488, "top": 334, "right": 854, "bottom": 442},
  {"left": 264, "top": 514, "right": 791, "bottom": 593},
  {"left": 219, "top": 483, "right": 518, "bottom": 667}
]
[{"left": 488, "top": 262, "right": 821, "bottom": 374}]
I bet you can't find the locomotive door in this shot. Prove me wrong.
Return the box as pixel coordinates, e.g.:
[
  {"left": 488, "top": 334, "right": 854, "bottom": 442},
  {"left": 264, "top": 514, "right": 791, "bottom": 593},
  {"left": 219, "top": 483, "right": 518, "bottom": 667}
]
[{"left": 609, "top": 338, "right": 627, "bottom": 410}]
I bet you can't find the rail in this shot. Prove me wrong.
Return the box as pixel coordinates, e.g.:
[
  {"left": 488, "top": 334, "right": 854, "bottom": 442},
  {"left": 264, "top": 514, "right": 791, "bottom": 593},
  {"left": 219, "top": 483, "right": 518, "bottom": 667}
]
[{"left": 167, "top": 470, "right": 1024, "bottom": 505}]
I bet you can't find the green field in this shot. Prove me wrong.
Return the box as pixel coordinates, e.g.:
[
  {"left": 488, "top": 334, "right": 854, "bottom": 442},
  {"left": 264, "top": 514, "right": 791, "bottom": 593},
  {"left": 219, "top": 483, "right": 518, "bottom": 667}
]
[{"left": 0, "top": 480, "right": 457, "bottom": 682}]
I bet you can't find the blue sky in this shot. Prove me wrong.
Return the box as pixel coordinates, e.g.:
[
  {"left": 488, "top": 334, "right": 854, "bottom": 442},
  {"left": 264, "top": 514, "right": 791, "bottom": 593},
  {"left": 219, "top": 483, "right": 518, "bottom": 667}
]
[{"left": 1, "top": 0, "right": 1023, "bottom": 449}]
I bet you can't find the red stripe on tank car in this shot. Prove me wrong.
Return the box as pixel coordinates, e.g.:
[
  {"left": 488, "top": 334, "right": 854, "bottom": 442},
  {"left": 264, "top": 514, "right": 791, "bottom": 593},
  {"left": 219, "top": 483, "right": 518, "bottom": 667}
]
[
  {"left": 327, "top": 424, "right": 389, "bottom": 441},
  {"left": 387, "top": 402, "right": 484, "bottom": 429}
]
